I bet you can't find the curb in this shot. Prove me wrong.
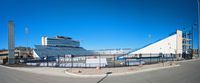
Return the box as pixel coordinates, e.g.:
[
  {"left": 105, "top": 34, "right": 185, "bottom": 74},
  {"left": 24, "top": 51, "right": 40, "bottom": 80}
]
[
  {"left": 177, "top": 59, "right": 200, "bottom": 63},
  {"left": 64, "top": 70, "right": 106, "bottom": 78},
  {"left": 64, "top": 64, "right": 180, "bottom": 78},
  {"left": 0, "top": 65, "right": 19, "bottom": 70},
  {"left": 0, "top": 65, "right": 70, "bottom": 77}
]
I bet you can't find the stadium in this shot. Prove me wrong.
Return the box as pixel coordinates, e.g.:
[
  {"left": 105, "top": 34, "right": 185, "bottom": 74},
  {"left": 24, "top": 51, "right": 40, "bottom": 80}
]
[{"left": 29, "top": 29, "right": 194, "bottom": 67}]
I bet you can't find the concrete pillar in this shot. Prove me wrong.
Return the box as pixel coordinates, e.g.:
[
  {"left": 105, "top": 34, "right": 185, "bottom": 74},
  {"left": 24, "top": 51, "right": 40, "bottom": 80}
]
[{"left": 8, "top": 21, "right": 15, "bottom": 64}]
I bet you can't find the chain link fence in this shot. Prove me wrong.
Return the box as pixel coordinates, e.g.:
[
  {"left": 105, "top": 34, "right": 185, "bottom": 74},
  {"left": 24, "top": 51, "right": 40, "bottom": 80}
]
[{"left": 25, "top": 53, "right": 190, "bottom": 68}]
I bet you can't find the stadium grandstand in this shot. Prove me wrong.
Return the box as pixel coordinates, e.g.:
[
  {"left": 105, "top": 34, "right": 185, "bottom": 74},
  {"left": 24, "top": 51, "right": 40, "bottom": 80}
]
[{"left": 33, "top": 36, "right": 93, "bottom": 59}]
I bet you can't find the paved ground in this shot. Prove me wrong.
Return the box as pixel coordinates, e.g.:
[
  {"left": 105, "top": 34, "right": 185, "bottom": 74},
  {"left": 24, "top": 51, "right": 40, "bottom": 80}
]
[
  {"left": 0, "top": 60, "right": 200, "bottom": 83},
  {"left": 65, "top": 62, "right": 178, "bottom": 77},
  {"left": 100, "top": 60, "right": 200, "bottom": 83}
]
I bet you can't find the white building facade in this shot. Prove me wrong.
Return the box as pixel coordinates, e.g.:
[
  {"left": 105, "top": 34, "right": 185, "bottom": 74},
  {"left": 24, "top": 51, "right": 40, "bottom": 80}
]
[{"left": 129, "top": 30, "right": 183, "bottom": 57}]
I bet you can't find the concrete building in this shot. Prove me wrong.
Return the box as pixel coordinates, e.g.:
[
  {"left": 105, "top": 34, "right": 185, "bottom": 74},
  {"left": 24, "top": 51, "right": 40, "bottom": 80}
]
[
  {"left": 15, "top": 47, "right": 33, "bottom": 59},
  {"left": 0, "top": 47, "right": 34, "bottom": 64}
]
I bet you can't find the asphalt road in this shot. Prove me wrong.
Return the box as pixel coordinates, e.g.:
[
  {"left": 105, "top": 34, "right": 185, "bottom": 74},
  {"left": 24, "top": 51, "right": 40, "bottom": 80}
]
[{"left": 0, "top": 60, "right": 200, "bottom": 83}]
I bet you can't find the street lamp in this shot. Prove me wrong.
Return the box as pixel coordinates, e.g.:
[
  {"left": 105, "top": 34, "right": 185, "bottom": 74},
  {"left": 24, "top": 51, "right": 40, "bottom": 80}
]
[{"left": 198, "top": 0, "right": 200, "bottom": 58}]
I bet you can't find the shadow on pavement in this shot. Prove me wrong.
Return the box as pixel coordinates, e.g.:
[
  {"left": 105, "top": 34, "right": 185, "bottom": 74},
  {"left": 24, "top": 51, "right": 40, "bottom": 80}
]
[{"left": 97, "top": 72, "right": 112, "bottom": 83}]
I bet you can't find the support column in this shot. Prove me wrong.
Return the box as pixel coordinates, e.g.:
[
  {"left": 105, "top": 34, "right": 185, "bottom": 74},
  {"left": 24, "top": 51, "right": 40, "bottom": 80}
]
[{"left": 8, "top": 20, "right": 15, "bottom": 64}]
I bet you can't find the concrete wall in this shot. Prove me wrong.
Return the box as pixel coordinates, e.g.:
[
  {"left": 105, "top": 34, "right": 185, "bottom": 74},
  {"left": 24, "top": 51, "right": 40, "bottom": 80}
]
[{"left": 176, "top": 30, "right": 183, "bottom": 55}]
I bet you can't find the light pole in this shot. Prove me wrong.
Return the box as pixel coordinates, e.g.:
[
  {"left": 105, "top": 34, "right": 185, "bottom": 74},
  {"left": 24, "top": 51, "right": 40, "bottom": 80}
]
[
  {"left": 197, "top": 0, "right": 200, "bottom": 58},
  {"left": 25, "top": 27, "right": 29, "bottom": 58}
]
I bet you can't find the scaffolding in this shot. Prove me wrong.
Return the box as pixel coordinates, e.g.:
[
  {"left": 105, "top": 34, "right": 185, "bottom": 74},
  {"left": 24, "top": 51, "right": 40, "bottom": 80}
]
[{"left": 182, "top": 27, "right": 194, "bottom": 59}]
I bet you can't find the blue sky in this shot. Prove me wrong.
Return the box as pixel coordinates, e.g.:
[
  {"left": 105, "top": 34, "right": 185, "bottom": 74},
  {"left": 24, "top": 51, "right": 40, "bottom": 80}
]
[{"left": 0, "top": 0, "right": 199, "bottom": 50}]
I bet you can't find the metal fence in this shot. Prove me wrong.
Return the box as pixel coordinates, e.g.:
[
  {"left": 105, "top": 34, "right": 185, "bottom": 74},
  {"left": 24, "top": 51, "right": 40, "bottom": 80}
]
[{"left": 25, "top": 53, "right": 190, "bottom": 68}]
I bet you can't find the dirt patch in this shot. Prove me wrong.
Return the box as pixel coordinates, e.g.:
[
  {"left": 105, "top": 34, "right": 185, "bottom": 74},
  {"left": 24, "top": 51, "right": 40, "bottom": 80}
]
[{"left": 66, "top": 62, "right": 175, "bottom": 75}]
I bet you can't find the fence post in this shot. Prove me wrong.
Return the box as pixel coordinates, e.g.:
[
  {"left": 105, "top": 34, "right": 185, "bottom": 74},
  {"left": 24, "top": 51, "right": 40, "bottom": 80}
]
[
  {"left": 124, "top": 56, "right": 126, "bottom": 66},
  {"left": 71, "top": 55, "right": 73, "bottom": 68},
  {"left": 150, "top": 53, "right": 152, "bottom": 64},
  {"left": 162, "top": 54, "right": 164, "bottom": 66},
  {"left": 85, "top": 55, "right": 86, "bottom": 68},
  {"left": 163, "top": 54, "right": 165, "bottom": 62},
  {"left": 99, "top": 54, "right": 101, "bottom": 69},
  {"left": 113, "top": 55, "right": 116, "bottom": 67},
  {"left": 166, "top": 54, "right": 168, "bottom": 61},
  {"left": 57, "top": 55, "right": 59, "bottom": 67},
  {"left": 47, "top": 55, "right": 49, "bottom": 67},
  {"left": 139, "top": 54, "right": 142, "bottom": 66},
  {"left": 64, "top": 54, "right": 65, "bottom": 64},
  {"left": 159, "top": 53, "right": 162, "bottom": 63},
  {"left": 157, "top": 56, "right": 159, "bottom": 63},
  {"left": 171, "top": 53, "right": 173, "bottom": 61}
]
